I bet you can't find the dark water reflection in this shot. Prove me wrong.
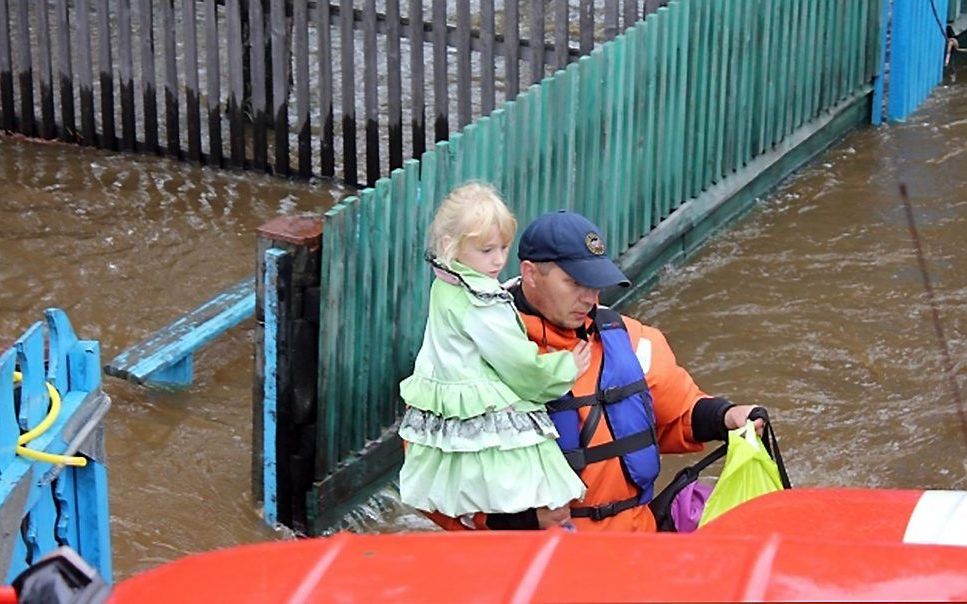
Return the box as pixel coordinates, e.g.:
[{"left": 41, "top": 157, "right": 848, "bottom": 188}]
[{"left": 2, "top": 61, "right": 966, "bottom": 579}]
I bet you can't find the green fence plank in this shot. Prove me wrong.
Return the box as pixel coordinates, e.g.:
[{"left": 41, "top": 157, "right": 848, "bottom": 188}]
[
  {"left": 619, "top": 30, "right": 637, "bottom": 251},
  {"left": 489, "top": 111, "right": 505, "bottom": 187},
  {"left": 848, "top": 0, "right": 860, "bottom": 95},
  {"left": 538, "top": 76, "right": 555, "bottom": 219},
  {"left": 434, "top": 139, "right": 453, "bottom": 208},
  {"left": 798, "top": 0, "right": 812, "bottom": 126},
  {"left": 572, "top": 60, "right": 589, "bottom": 218},
  {"left": 802, "top": 0, "right": 817, "bottom": 121},
  {"left": 336, "top": 199, "right": 358, "bottom": 460},
  {"left": 513, "top": 94, "right": 530, "bottom": 220},
  {"left": 856, "top": 0, "right": 870, "bottom": 86},
  {"left": 584, "top": 50, "right": 605, "bottom": 223},
  {"left": 446, "top": 130, "right": 464, "bottom": 185},
  {"left": 602, "top": 38, "right": 619, "bottom": 246},
  {"left": 502, "top": 100, "right": 521, "bottom": 218},
  {"left": 796, "top": 0, "right": 807, "bottom": 127},
  {"left": 723, "top": 0, "right": 738, "bottom": 174},
  {"left": 628, "top": 21, "right": 645, "bottom": 240},
  {"left": 832, "top": 0, "right": 845, "bottom": 106},
  {"left": 817, "top": 0, "right": 829, "bottom": 112},
  {"left": 789, "top": 0, "right": 803, "bottom": 133},
  {"left": 779, "top": 0, "right": 794, "bottom": 143},
  {"left": 640, "top": 18, "right": 658, "bottom": 230},
  {"left": 371, "top": 178, "right": 391, "bottom": 430},
  {"left": 672, "top": 1, "right": 688, "bottom": 209},
  {"left": 721, "top": 1, "right": 735, "bottom": 178},
  {"left": 619, "top": 31, "right": 634, "bottom": 249},
  {"left": 714, "top": 1, "right": 731, "bottom": 181},
  {"left": 545, "top": 73, "right": 563, "bottom": 215},
  {"left": 652, "top": 9, "right": 669, "bottom": 218},
  {"left": 524, "top": 84, "right": 542, "bottom": 219},
  {"left": 751, "top": 0, "right": 766, "bottom": 155},
  {"left": 419, "top": 147, "right": 440, "bottom": 306},
  {"left": 353, "top": 190, "right": 374, "bottom": 448},
  {"left": 562, "top": 65, "right": 579, "bottom": 211},
  {"left": 681, "top": 2, "right": 697, "bottom": 199},
  {"left": 703, "top": 0, "right": 721, "bottom": 186},
  {"left": 684, "top": 0, "right": 702, "bottom": 199},
  {"left": 738, "top": 0, "right": 754, "bottom": 167},
  {"left": 401, "top": 160, "right": 423, "bottom": 383},
  {"left": 318, "top": 202, "right": 346, "bottom": 475},
  {"left": 763, "top": 0, "right": 778, "bottom": 149},
  {"left": 480, "top": 118, "right": 496, "bottom": 183}
]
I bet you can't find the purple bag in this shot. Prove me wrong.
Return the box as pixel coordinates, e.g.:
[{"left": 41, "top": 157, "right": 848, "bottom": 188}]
[
  {"left": 669, "top": 480, "right": 714, "bottom": 533},
  {"left": 648, "top": 443, "right": 726, "bottom": 532}
]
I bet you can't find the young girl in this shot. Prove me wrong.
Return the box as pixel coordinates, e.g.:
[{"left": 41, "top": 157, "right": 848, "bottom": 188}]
[{"left": 398, "top": 182, "right": 589, "bottom": 523}]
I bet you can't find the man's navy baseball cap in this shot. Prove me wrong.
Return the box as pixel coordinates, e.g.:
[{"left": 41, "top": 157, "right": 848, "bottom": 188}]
[{"left": 518, "top": 210, "right": 631, "bottom": 289}]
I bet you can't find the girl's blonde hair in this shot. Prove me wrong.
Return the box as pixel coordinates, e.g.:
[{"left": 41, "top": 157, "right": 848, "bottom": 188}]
[{"left": 429, "top": 182, "right": 517, "bottom": 266}]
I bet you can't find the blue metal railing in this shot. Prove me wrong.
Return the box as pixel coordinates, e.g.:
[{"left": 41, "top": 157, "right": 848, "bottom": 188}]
[{"left": 0, "top": 309, "right": 111, "bottom": 584}]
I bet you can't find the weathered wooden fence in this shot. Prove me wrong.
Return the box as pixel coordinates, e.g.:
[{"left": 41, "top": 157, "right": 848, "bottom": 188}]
[
  {"left": 0, "top": 310, "right": 112, "bottom": 584},
  {"left": 250, "top": 0, "right": 884, "bottom": 533},
  {"left": 0, "top": 0, "right": 668, "bottom": 188}
]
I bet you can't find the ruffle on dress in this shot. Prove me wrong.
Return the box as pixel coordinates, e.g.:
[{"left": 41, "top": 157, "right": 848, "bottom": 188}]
[
  {"left": 399, "top": 374, "right": 544, "bottom": 419},
  {"left": 398, "top": 406, "right": 560, "bottom": 452},
  {"left": 400, "top": 440, "right": 587, "bottom": 516}
]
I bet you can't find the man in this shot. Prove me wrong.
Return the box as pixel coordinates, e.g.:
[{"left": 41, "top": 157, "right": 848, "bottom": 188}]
[{"left": 426, "top": 210, "right": 763, "bottom": 532}]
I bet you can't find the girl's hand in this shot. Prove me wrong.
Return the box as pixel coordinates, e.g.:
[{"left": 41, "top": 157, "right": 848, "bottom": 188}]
[
  {"left": 536, "top": 505, "right": 572, "bottom": 529},
  {"left": 571, "top": 341, "right": 591, "bottom": 377}
]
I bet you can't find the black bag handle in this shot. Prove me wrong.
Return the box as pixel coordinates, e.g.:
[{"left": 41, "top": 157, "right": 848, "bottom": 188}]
[
  {"left": 747, "top": 406, "right": 792, "bottom": 489},
  {"left": 650, "top": 406, "right": 792, "bottom": 532},
  {"left": 648, "top": 443, "right": 726, "bottom": 532}
]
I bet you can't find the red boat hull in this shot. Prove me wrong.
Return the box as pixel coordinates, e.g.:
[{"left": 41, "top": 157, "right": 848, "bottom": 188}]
[{"left": 110, "top": 488, "right": 967, "bottom": 602}]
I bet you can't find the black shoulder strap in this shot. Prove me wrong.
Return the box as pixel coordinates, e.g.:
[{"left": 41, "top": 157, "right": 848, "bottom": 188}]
[{"left": 593, "top": 307, "right": 626, "bottom": 333}]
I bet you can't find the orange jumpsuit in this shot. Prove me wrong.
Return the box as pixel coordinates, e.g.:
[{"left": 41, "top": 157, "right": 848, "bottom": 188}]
[{"left": 425, "top": 304, "right": 712, "bottom": 532}]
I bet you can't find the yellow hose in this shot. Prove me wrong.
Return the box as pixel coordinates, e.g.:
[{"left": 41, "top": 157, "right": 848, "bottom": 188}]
[{"left": 11, "top": 371, "right": 88, "bottom": 467}]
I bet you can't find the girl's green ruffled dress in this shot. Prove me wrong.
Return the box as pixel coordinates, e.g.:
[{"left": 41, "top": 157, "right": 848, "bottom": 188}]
[{"left": 399, "top": 260, "right": 586, "bottom": 516}]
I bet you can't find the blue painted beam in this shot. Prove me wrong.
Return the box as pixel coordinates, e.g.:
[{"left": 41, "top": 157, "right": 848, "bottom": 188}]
[
  {"left": 104, "top": 278, "right": 255, "bottom": 388},
  {"left": 262, "top": 249, "right": 286, "bottom": 528}
]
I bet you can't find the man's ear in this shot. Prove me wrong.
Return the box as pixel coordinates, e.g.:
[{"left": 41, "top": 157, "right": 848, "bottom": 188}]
[{"left": 520, "top": 260, "right": 538, "bottom": 288}]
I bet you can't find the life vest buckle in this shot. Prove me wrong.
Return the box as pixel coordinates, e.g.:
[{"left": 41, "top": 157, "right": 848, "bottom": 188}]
[{"left": 571, "top": 493, "right": 642, "bottom": 521}]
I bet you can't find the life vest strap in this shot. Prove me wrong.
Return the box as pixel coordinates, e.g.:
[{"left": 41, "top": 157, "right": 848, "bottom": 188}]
[
  {"left": 563, "top": 429, "right": 655, "bottom": 472},
  {"left": 546, "top": 379, "right": 647, "bottom": 412},
  {"left": 571, "top": 493, "right": 642, "bottom": 521}
]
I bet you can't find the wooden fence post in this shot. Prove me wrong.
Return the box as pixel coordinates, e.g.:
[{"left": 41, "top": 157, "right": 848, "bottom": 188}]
[{"left": 254, "top": 216, "right": 322, "bottom": 532}]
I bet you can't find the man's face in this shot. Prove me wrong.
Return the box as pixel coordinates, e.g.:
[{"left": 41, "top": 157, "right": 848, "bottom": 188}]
[{"left": 521, "top": 261, "right": 600, "bottom": 329}]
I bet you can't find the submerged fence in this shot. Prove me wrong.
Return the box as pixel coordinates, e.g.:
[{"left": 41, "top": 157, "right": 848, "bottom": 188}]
[
  {"left": 0, "top": 0, "right": 668, "bottom": 188},
  {"left": 282, "top": 0, "right": 884, "bottom": 532},
  {"left": 0, "top": 310, "right": 112, "bottom": 584}
]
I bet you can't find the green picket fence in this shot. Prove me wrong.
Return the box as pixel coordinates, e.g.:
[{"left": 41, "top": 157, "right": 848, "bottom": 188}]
[{"left": 314, "top": 0, "right": 882, "bottom": 477}]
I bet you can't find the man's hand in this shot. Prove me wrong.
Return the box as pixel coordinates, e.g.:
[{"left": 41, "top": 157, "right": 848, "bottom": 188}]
[
  {"left": 571, "top": 341, "right": 591, "bottom": 377},
  {"left": 536, "top": 505, "right": 572, "bottom": 529},
  {"left": 724, "top": 404, "right": 765, "bottom": 435}
]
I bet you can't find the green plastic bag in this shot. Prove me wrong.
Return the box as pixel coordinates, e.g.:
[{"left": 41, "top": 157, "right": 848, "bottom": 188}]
[{"left": 698, "top": 420, "right": 785, "bottom": 527}]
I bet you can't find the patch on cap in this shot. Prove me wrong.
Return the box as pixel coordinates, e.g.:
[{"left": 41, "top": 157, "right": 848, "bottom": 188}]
[{"left": 585, "top": 232, "right": 606, "bottom": 256}]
